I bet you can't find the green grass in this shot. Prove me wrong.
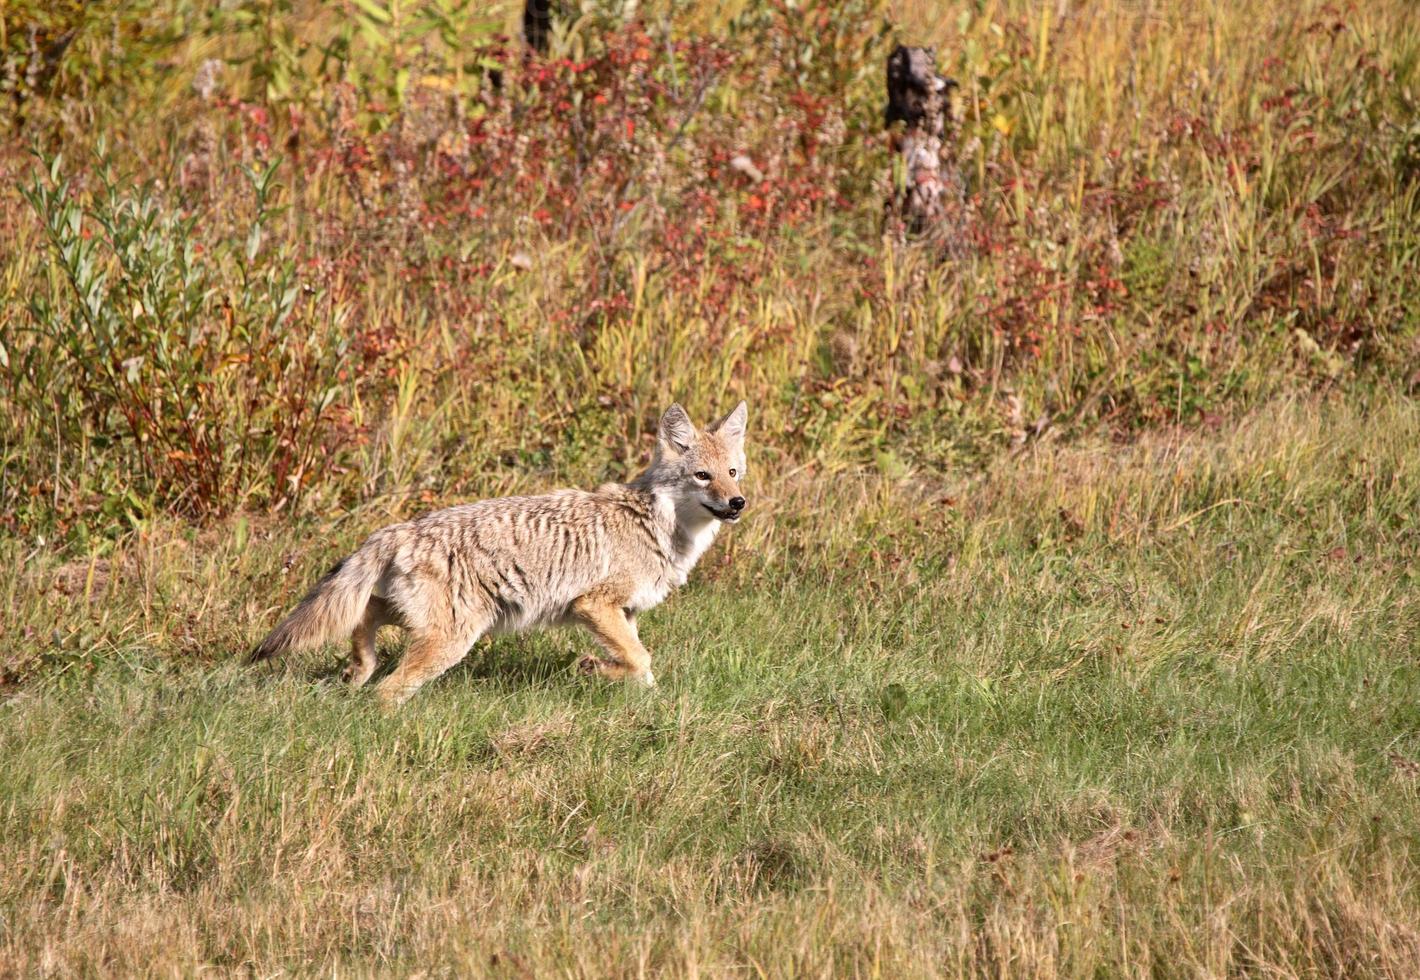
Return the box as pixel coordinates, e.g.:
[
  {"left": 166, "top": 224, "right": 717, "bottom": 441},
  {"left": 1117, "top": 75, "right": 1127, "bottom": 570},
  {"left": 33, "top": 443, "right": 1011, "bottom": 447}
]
[{"left": 5, "top": 393, "right": 1418, "bottom": 975}]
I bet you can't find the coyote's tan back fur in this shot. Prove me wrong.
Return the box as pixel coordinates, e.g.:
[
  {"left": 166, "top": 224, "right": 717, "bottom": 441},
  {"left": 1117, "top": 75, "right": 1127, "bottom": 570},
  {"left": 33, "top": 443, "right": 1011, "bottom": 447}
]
[{"left": 250, "top": 403, "right": 748, "bottom": 705}]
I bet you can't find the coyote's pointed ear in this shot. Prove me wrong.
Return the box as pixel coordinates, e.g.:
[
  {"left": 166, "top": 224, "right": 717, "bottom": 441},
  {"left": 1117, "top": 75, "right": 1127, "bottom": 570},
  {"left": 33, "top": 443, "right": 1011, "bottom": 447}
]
[
  {"left": 657, "top": 403, "right": 696, "bottom": 455},
  {"left": 709, "top": 401, "right": 748, "bottom": 444}
]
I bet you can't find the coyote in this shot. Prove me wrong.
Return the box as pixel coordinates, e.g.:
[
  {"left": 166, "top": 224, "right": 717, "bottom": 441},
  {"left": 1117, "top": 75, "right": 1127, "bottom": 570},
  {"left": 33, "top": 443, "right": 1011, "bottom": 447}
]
[{"left": 249, "top": 403, "right": 748, "bottom": 705}]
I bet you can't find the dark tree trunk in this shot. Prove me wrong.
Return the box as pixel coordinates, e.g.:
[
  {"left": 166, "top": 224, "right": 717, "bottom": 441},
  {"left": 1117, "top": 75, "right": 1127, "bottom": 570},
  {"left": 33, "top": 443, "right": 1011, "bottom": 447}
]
[
  {"left": 524, "top": 0, "right": 553, "bottom": 53},
  {"left": 884, "top": 45, "right": 965, "bottom": 252}
]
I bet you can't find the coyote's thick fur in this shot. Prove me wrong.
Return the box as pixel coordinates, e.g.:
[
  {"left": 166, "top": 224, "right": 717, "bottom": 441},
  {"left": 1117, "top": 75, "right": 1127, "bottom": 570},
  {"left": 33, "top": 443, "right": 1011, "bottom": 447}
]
[{"left": 250, "top": 403, "right": 748, "bottom": 705}]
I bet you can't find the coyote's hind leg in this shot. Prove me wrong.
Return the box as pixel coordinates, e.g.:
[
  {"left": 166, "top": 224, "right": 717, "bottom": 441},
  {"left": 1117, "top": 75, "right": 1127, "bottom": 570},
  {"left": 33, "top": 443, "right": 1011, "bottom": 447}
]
[
  {"left": 374, "top": 611, "right": 492, "bottom": 707},
  {"left": 344, "top": 597, "right": 397, "bottom": 688}
]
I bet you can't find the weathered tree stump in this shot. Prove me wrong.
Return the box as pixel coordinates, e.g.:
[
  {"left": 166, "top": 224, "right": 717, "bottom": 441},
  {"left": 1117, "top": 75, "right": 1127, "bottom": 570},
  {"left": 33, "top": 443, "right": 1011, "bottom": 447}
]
[{"left": 883, "top": 45, "right": 965, "bottom": 253}]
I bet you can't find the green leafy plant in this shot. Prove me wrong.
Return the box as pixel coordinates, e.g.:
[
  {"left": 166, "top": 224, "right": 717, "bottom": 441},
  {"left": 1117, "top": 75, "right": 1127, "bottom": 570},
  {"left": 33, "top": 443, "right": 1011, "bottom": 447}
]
[{"left": 16, "top": 148, "right": 352, "bottom": 521}]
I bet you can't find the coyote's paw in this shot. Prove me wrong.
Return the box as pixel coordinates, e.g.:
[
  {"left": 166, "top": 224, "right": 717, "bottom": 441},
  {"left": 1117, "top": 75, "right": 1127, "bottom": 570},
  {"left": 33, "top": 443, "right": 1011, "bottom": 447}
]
[
  {"left": 373, "top": 679, "right": 415, "bottom": 711},
  {"left": 578, "top": 655, "right": 655, "bottom": 687},
  {"left": 342, "top": 664, "right": 375, "bottom": 688}
]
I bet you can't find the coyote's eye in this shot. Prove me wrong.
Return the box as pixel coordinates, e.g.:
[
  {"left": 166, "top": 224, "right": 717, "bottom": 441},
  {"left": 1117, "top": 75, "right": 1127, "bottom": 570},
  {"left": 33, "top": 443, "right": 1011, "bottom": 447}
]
[
  {"left": 728, "top": 468, "right": 737, "bottom": 477},
  {"left": 693, "top": 471, "right": 711, "bottom": 482}
]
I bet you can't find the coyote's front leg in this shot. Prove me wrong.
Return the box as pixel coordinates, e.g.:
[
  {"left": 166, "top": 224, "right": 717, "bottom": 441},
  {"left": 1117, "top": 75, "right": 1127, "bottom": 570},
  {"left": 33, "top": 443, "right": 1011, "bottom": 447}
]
[{"left": 571, "top": 595, "right": 656, "bottom": 688}]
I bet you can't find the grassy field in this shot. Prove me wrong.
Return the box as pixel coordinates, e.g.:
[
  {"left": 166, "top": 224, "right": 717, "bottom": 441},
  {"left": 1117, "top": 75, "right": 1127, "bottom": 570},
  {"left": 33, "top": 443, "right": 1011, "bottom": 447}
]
[
  {"left": 3, "top": 0, "right": 1420, "bottom": 974},
  {"left": 4, "top": 394, "right": 1419, "bottom": 975}
]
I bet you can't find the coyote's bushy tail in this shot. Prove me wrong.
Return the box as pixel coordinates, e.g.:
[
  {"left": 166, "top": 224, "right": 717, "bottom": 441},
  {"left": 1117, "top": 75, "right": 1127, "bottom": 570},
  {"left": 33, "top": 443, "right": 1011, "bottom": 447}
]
[{"left": 248, "top": 539, "right": 387, "bottom": 663}]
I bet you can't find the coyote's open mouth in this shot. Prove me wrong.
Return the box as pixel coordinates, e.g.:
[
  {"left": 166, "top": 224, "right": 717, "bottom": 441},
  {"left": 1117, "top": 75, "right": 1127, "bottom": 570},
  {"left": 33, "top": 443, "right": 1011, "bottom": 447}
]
[{"left": 702, "top": 503, "right": 741, "bottom": 522}]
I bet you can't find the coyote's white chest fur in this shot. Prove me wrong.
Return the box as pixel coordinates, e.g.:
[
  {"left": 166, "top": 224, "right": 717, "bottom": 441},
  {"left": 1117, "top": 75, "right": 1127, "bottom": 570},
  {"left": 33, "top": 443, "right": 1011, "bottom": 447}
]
[{"left": 625, "top": 492, "right": 721, "bottom": 614}]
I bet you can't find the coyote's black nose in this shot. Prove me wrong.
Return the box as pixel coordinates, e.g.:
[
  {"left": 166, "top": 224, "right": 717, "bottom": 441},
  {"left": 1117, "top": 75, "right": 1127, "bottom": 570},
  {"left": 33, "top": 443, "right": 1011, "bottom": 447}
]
[{"left": 728, "top": 496, "right": 746, "bottom": 512}]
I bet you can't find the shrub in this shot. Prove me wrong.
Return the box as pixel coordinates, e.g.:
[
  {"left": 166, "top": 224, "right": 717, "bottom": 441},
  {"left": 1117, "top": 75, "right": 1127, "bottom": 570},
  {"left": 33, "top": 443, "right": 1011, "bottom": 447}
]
[{"left": 13, "top": 148, "right": 354, "bottom": 523}]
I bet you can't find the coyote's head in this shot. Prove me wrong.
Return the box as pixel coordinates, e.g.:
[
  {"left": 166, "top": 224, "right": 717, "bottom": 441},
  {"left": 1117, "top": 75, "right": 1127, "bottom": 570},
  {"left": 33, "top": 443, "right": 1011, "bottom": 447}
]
[{"left": 644, "top": 402, "right": 748, "bottom": 523}]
